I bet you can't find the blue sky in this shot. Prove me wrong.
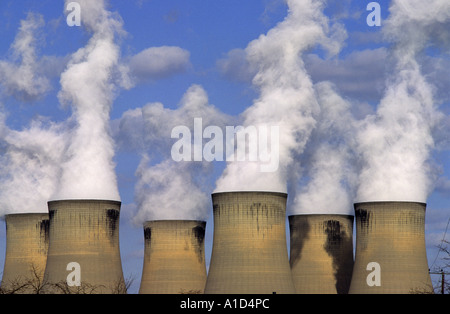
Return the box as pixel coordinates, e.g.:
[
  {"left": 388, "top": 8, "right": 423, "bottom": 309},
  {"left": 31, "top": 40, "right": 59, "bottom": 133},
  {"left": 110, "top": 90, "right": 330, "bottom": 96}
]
[{"left": 0, "top": 0, "right": 449, "bottom": 294}]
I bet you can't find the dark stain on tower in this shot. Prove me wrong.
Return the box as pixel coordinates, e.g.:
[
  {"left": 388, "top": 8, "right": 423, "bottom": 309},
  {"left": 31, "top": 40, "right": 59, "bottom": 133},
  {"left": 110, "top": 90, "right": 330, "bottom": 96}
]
[
  {"left": 289, "top": 217, "right": 310, "bottom": 269},
  {"left": 139, "top": 220, "right": 207, "bottom": 294},
  {"left": 323, "top": 219, "right": 353, "bottom": 294},
  {"left": 106, "top": 208, "right": 119, "bottom": 237},
  {"left": 205, "top": 191, "right": 295, "bottom": 294},
  {"left": 192, "top": 224, "right": 206, "bottom": 263},
  {"left": 289, "top": 214, "right": 354, "bottom": 294},
  {"left": 144, "top": 226, "right": 151, "bottom": 241}
]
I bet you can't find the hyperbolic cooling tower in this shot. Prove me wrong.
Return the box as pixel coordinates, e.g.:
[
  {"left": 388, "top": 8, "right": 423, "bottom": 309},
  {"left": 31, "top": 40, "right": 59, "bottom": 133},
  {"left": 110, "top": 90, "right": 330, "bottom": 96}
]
[
  {"left": 1, "top": 213, "right": 49, "bottom": 293},
  {"left": 289, "top": 214, "right": 354, "bottom": 294},
  {"left": 139, "top": 220, "right": 207, "bottom": 294},
  {"left": 349, "top": 201, "right": 433, "bottom": 294},
  {"left": 204, "top": 191, "right": 295, "bottom": 294},
  {"left": 42, "top": 199, "right": 126, "bottom": 294}
]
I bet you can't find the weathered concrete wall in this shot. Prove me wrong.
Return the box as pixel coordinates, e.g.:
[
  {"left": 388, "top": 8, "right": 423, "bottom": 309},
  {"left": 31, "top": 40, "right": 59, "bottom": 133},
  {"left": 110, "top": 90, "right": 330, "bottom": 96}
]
[
  {"left": 42, "top": 199, "right": 125, "bottom": 294},
  {"left": 139, "top": 220, "right": 207, "bottom": 294},
  {"left": 1, "top": 213, "right": 49, "bottom": 293},
  {"left": 205, "top": 191, "right": 295, "bottom": 294},
  {"left": 289, "top": 214, "right": 354, "bottom": 294},
  {"left": 349, "top": 201, "right": 433, "bottom": 294}
]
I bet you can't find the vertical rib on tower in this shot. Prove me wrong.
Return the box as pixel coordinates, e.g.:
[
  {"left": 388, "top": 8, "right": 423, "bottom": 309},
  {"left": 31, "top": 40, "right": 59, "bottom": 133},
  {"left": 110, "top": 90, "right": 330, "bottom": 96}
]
[
  {"left": 139, "top": 220, "right": 207, "bottom": 294},
  {"left": 1, "top": 213, "right": 49, "bottom": 293},
  {"left": 289, "top": 214, "right": 354, "bottom": 294},
  {"left": 205, "top": 191, "right": 295, "bottom": 294},
  {"left": 42, "top": 199, "right": 125, "bottom": 294},
  {"left": 349, "top": 201, "right": 433, "bottom": 294}
]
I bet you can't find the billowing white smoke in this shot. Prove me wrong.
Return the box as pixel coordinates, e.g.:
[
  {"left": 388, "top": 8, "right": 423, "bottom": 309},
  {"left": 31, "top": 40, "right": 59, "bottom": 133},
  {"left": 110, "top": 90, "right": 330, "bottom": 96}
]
[
  {"left": 133, "top": 158, "right": 209, "bottom": 224},
  {"left": 0, "top": 1, "right": 194, "bottom": 217},
  {"left": 355, "top": 0, "right": 450, "bottom": 203},
  {"left": 0, "top": 13, "right": 68, "bottom": 215},
  {"left": 52, "top": 0, "right": 126, "bottom": 201},
  {"left": 292, "top": 82, "right": 357, "bottom": 215},
  {"left": 0, "top": 115, "right": 67, "bottom": 215},
  {"left": 214, "top": 0, "right": 346, "bottom": 193},
  {"left": 115, "top": 84, "right": 231, "bottom": 225}
]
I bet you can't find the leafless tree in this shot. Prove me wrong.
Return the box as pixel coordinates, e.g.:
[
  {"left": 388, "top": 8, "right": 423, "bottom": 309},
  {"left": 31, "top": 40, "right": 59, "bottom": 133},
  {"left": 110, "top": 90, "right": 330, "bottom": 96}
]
[{"left": 0, "top": 263, "right": 133, "bottom": 294}]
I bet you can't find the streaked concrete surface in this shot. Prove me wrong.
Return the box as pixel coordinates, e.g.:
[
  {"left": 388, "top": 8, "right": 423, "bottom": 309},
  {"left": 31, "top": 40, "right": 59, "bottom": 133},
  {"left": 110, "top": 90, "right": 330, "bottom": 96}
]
[
  {"left": 349, "top": 201, "right": 433, "bottom": 294},
  {"left": 205, "top": 191, "right": 295, "bottom": 294},
  {"left": 289, "top": 214, "right": 354, "bottom": 294},
  {"left": 42, "top": 199, "right": 125, "bottom": 293},
  {"left": 1, "top": 213, "right": 49, "bottom": 293},
  {"left": 139, "top": 220, "right": 207, "bottom": 294}
]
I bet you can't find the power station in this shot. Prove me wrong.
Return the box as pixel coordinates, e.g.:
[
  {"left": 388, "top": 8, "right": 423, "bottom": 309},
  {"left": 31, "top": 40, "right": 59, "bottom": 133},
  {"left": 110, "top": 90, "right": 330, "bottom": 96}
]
[
  {"left": 289, "top": 214, "right": 354, "bottom": 294},
  {"left": 139, "top": 220, "right": 207, "bottom": 294},
  {"left": 1, "top": 213, "right": 49, "bottom": 293},
  {"left": 349, "top": 201, "right": 433, "bottom": 294},
  {"left": 0, "top": 198, "right": 439, "bottom": 294},
  {"left": 205, "top": 191, "right": 295, "bottom": 294},
  {"left": 42, "top": 199, "right": 126, "bottom": 293}
]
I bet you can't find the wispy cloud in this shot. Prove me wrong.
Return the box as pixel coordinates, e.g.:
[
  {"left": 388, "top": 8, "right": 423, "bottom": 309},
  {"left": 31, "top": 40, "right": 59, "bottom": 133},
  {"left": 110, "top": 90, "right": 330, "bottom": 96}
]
[{"left": 0, "top": 13, "right": 51, "bottom": 101}]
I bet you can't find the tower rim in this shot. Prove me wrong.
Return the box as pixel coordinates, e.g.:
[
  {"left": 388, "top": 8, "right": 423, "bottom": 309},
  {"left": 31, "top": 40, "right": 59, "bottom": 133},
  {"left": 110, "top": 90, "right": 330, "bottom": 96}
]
[
  {"left": 353, "top": 200, "right": 427, "bottom": 208},
  {"left": 47, "top": 199, "right": 122, "bottom": 206}
]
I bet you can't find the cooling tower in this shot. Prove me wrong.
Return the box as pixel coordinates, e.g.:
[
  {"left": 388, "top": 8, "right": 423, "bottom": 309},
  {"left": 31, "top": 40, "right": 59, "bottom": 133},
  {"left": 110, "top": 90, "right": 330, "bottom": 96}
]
[
  {"left": 1, "top": 213, "right": 49, "bottom": 293},
  {"left": 289, "top": 214, "right": 354, "bottom": 294},
  {"left": 42, "top": 199, "right": 126, "bottom": 294},
  {"left": 349, "top": 201, "right": 433, "bottom": 294},
  {"left": 139, "top": 220, "right": 207, "bottom": 294},
  {"left": 204, "top": 191, "right": 295, "bottom": 294}
]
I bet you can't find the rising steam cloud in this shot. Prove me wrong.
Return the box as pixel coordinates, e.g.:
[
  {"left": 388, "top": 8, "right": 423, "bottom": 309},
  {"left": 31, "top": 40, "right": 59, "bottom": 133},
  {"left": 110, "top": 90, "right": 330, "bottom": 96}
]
[
  {"left": 0, "top": 0, "right": 126, "bottom": 210},
  {"left": 0, "top": 0, "right": 448, "bottom": 220},
  {"left": 51, "top": 0, "right": 126, "bottom": 201},
  {"left": 115, "top": 84, "right": 231, "bottom": 224},
  {"left": 292, "top": 0, "right": 450, "bottom": 212},
  {"left": 292, "top": 82, "right": 357, "bottom": 215},
  {"left": 0, "top": 115, "right": 67, "bottom": 215},
  {"left": 0, "top": 1, "right": 196, "bottom": 219},
  {"left": 354, "top": 0, "right": 449, "bottom": 203},
  {"left": 0, "top": 13, "right": 68, "bottom": 215},
  {"left": 215, "top": 0, "right": 346, "bottom": 194}
]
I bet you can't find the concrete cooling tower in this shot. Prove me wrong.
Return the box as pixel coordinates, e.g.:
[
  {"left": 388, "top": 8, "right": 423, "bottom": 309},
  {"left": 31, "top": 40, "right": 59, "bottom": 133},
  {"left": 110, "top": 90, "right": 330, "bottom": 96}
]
[
  {"left": 349, "top": 201, "right": 433, "bottom": 294},
  {"left": 139, "top": 220, "right": 207, "bottom": 294},
  {"left": 289, "top": 214, "right": 354, "bottom": 294},
  {"left": 1, "top": 213, "right": 49, "bottom": 293},
  {"left": 42, "top": 199, "right": 126, "bottom": 294},
  {"left": 204, "top": 191, "right": 295, "bottom": 294}
]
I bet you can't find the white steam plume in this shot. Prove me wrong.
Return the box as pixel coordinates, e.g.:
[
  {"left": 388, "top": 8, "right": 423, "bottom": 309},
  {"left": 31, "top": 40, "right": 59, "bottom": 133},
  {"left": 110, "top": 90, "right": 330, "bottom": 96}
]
[
  {"left": 292, "top": 82, "right": 357, "bottom": 215},
  {"left": 0, "top": 114, "right": 67, "bottom": 215},
  {"left": 214, "top": 0, "right": 346, "bottom": 193},
  {"left": 355, "top": 0, "right": 450, "bottom": 203},
  {"left": 114, "top": 84, "right": 231, "bottom": 225},
  {"left": 52, "top": 0, "right": 125, "bottom": 201},
  {"left": 133, "top": 158, "right": 210, "bottom": 224},
  {"left": 0, "top": 12, "right": 68, "bottom": 216}
]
